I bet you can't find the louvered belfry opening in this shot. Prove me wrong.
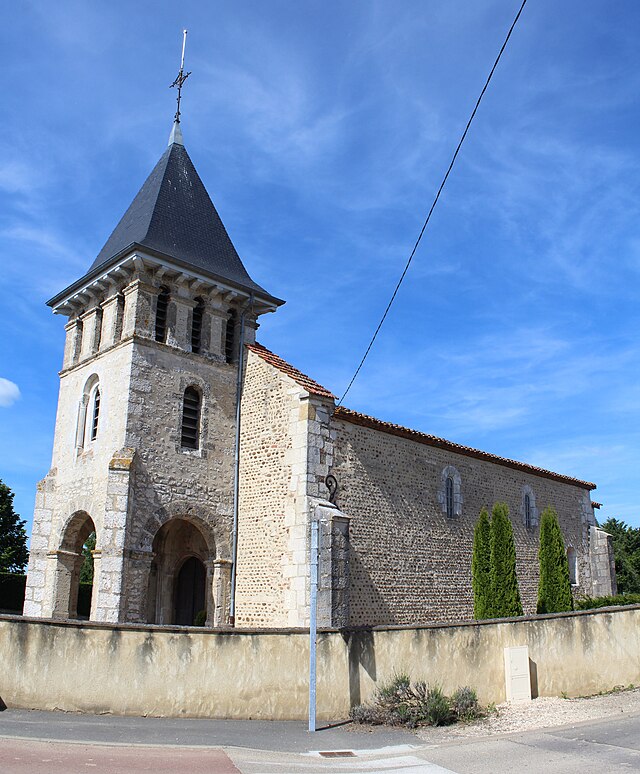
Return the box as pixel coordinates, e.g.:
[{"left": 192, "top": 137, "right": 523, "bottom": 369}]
[
  {"left": 181, "top": 387, "right": 201, "bottom": 449},
  {"left": 155, "top": 286, "right": 170, "bottom": 343},
  {"left": 191, "top": 298, "right": 204, "bottom": 354},
  {"left": 225, "top": 308, "right": 237, "bottom": 363}
]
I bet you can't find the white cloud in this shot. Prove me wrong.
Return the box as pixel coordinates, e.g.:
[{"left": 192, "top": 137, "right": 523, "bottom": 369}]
[{"left": 0, "top": 378, "right": 20, "bottom": 408}]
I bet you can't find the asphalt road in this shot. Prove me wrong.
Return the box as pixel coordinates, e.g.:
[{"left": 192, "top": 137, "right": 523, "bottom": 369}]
[{"left": 1, "top": 709, "right": 639, "bottom": 772}]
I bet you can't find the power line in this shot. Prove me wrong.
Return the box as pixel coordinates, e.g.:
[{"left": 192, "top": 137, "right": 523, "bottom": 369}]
[{"left": 338, "top": 0, "right": 528, "bottom": 406}]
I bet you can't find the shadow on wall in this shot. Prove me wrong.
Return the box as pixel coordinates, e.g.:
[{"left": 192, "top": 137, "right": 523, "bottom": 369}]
[
  {"left": 530, "top": 657, "right": 539, "bottom": 699},
  {"left": 348, "top": 550, "right": 396, "bottom": 628},
  {"left": 342, "top": 629, "right": 377, "bottom": 709}
]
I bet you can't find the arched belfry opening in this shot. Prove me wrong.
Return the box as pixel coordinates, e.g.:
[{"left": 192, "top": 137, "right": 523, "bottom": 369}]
[
  {"left": 53, "top": 511, "right": 97, "bottom": 620},
  {"left": 148, "top": 518, "right": 212, "bottom": 626}
]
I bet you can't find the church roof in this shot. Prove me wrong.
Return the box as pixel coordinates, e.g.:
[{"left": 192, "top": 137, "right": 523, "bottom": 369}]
[
  {"left": 248, "top": 342, "right": 596, "bottom": 491},
  {"left": 246, "top": 343, "right": 336, "bottom": 399},
  {"left": 49, "top": 128, "right": 282, "bottom": 308}
]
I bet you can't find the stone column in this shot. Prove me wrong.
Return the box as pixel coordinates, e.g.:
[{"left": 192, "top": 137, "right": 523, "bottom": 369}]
[
  {"left": 62, "top": 319, "right": 83, "bottom": 369},
  {"left": 212, "top": 558, "right": 232, "bottom": 626},
  {"left": 170, "top": 296, "right": 197, "bottom": 351},
  {"left": 122, "top": 280, "right": 156, "bottom": 340},
  {"left": 49, "top": 550, "right": 83, "bottom": 619},
  {"left": 315, "top": 499, "right": 351, "bottom": 629},
  {"left": 79, "top": 306, "right": 103, "bottom": 360},
  {"left": 206, "top": 299, "right": 227, "bottom": 360},
  {"left": 589, "top": 525, "right": 618, "bottom": 596},
  {"left": 100, "top": 293, "right": 124, "bottom": 349},
  {"left": 23, "top": 472, "right": 56, "bottom": 617},
  {"left": 92, "top": 448, "right": 136, "bottom": 622},
  {"left": 119, "top": 550, "right": 155, "bottom": 623}
]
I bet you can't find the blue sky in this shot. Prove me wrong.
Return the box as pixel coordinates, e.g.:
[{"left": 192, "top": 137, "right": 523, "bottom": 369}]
[{"left": 1, "top": 0, "right": 639, "bottom": 536}]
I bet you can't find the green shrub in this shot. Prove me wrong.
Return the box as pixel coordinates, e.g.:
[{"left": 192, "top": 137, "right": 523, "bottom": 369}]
[
  {"left": 472, "top": 509, "right": 492, "bottom": 619},
  {"left": 350, "top": 676, "right": 477, "bottom": 728},
  {"left": 490, "top": 502, "right": 523, "bottom": 617},
  {"left": 451, "top": 686, "right": 483, "bottom": 721},
  {"left": 537, "top": 507, "right": 573, "bottom": 614},
  {"left": 0, "top": 572, "right": 26, "bottom": 612},
  {"left": 421, "top": 684, "right": 452, "bottom": 727},
  {"left": 576, "top": 594, "right": 640, "bottom": 610}
]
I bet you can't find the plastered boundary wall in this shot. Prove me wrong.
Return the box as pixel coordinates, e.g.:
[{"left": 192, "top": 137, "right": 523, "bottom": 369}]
[{"left": 2, "top": 606, "right": 639, "bottom": 720}]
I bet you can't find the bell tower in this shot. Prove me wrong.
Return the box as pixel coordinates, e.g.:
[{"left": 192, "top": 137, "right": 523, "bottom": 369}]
[{"left": 23, "top": 120, "right": 283, "bottom": 625}]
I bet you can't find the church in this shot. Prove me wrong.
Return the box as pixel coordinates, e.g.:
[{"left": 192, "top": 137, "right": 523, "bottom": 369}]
[{"left": 23, "top": 117, "right": 616, "bottom": 630}]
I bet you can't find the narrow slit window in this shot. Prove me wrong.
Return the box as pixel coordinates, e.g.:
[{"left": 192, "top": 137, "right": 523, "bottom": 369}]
[
  {"left": 445, "top": 476, "right": 454, "bottom": 519},
  {"left": 155, "top": 286, "right": 170, "bottom": 343},
  {"left": 181, "top": 387, "right": 201, "bottom": 450},
  {"left": 225, "top": 309, "right": 237, "bottom": 363},
  {"left": 191, "top": 298, "right": 204, "bottom": 354},
  {"left": 90, "top": 388, "right": 100, "bottom": 441},
  {"left": 524, "top": 494, "right": 531, "bottom": 529}
]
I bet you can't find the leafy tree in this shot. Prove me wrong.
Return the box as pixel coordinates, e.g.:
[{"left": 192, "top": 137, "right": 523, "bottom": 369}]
[
  {"left": 600, "top": 518, "right": 640, "bottom": 594},
  {"left": 490, "top": 502, "right": 523, "bottom": 617},
  {"left": 0, "top": 480, "right": 28, "bottom": 573},
  {"left": 79, "top": 531, "right": 96, "bottom": 584},
  {"left": 537, "top": 507, "right": 573, "bottom": 614},
  {"left": 472, "top": 508, "right": 492, "bottom": 619}
]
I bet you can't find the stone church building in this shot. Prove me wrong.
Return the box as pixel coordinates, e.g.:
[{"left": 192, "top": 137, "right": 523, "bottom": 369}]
[{"left": 24, "top": 121, "right": 616, "bottom": 630}]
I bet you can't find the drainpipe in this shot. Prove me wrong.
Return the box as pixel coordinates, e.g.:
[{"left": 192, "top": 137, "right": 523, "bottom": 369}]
[{"left": 229, "top": 293, "right": 253, "bottom": 626}]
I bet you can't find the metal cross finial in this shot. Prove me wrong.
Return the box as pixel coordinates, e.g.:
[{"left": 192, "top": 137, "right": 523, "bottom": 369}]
[{"left": 170, "top": 29, "right": 191, "bottom": 124}]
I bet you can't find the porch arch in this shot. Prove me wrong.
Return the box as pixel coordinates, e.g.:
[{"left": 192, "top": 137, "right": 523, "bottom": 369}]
[{"left": 51, "top": 510, "right": 96, "bottom": 620}]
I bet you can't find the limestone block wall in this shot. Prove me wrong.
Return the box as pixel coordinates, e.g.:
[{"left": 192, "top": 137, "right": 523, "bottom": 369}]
[
  {"left": 24, "top": 341, "right": 134, "bottom": 620},
  {"left": 331, "top": 417, "right": 597, "bottom": 626}
]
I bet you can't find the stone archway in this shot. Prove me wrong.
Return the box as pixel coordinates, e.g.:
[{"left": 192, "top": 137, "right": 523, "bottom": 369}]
[
  {"left": 50, "top": 510, "right": 96, "bottom": 620},
  {"left": 150, "top": 518, "right": 211, "bottom": 626},
  {"left": 133, "top": 502, "right": 232, "bottom": 627}
]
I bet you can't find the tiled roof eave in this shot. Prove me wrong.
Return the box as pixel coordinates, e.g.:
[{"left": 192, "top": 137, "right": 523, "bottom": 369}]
[
  {"left": 333, "top": 406, "right": 596, "bottom": 491},
  {"left": 246, "top": 343, "right": 336, "bottom": 399}
]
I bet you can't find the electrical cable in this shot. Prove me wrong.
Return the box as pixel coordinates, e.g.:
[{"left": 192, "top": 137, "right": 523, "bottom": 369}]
[{"left": 338, "top": 0, "right": 528, "bottom": 405}]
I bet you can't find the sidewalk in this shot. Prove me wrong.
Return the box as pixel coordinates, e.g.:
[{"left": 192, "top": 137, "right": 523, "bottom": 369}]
[{"left": 0, "top": 708, "right": 419, "bottom": 753}]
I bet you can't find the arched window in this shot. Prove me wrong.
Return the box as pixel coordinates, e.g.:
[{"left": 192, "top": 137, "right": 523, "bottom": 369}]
[
  {"left": 521, "top": 485, "right": 538, "bottom": 528},
  {"left": 191, "top": 298, "right": 205, "bottom": 354},
  {"left": 445, "top": 476, "right": 454, "bottom": 519},
  {"left": 225, "top": 308, "right": 237, "bottom": 363},
  {"left": 90, "top": 388, "right": 100, "bottom": 441},
  {"left": 76, "top": 375, "right": 100, "bottom": 449},
  {"left": 155, "top": 286, "right": 170, "bottom": 343},
  {"left": 439, "top": 465, "right": 462, "bottom": 518},
  {"left": 567, "top": 547, "right": 578, "bottom": 585},
  {"left": 181, "top": 387, "right": 201, "bottom": 450}
]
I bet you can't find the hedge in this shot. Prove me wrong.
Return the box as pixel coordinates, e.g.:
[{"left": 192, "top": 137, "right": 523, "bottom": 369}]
[{"left": 576, "top": 594, "right": 640, "bottom": 610}]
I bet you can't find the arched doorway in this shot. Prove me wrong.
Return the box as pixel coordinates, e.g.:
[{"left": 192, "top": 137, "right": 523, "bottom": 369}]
[
  {"left": 150, "top": 518, "right": 211, "bottom": 625},
  {"left": 175, "top": 556, "right": 206, "bottom": 625},
  {"left": 53, "top": 511, "right": 97, "bottom": 619}
]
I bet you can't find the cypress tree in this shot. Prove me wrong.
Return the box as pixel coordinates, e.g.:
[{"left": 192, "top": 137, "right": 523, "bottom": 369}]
[
  {"left": 472, "top": 508, "right": 492, "bottom": 619},
  {"left": 537, "top": 507, "right": 573, "bottom": 614},
  {"left": 490, "top": 502, "right": 523, "bottom": 617}
]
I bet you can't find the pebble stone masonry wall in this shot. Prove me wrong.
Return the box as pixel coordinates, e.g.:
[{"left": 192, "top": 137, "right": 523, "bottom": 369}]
[{"left": 330, "top": 415, "right": 611, "bottom": 626}]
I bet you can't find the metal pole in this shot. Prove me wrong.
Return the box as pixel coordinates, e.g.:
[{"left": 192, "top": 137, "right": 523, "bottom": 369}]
[{"left": 309, "top": 518, "right": 319, "bottom": 732}]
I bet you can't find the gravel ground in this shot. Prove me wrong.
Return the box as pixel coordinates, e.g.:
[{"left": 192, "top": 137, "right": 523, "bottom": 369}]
[{"left": 415, "top": 687, "right": 640, "bottom": 744}]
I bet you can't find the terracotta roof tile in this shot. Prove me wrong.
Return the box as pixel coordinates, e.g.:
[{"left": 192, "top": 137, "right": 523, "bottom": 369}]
[
  {"left": 334, "top": 406, "right": 596, "bottom": 491},
  {"left": 247, "top": 342, "right": 596, "bottom": 491},
  {"left": 246, "top": 342, "right": 336, "bottom": 399}
]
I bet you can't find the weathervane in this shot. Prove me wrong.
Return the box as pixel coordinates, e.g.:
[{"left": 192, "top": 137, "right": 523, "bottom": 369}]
[{"left": 170, "top": 29, "right": 191, "bottom": 124}]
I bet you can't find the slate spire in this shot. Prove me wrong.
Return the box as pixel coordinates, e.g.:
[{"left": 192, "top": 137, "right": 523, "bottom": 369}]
[{"left": 81, "top": 131, "right": 275, "bottom": 300}]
